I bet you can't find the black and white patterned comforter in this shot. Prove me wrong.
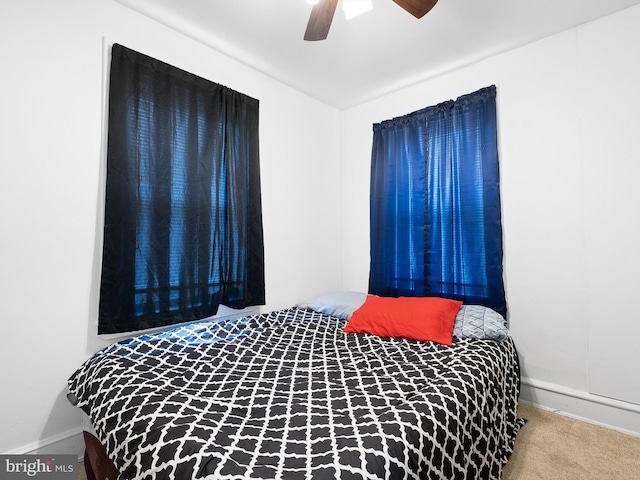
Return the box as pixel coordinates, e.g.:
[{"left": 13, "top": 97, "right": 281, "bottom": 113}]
[{"left": 68, "top": 308, "right": 523, "bottom": 480}]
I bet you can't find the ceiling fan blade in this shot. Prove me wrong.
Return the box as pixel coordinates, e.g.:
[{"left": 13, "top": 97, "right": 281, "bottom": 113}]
[
  {"left": 392, "top": 0, "right": 438, "bottom": 19},
  {"left": 304, "top": 0, "right": 339, "bottom": 41}
]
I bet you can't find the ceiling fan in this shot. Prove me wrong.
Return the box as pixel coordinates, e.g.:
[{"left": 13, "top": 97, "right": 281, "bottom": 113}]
[{"left": 304, "top": 0, "right": 438, "bottom": 41}]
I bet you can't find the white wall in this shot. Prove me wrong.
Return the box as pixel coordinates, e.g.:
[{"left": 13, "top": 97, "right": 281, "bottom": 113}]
[
  {"left": 0, "top": 0, "right": 342, "bottom": 454},
  {"left": 340, "top": 5, "right": 640, "bottom": 434}
]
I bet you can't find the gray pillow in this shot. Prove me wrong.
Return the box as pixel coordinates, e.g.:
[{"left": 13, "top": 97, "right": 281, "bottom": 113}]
[
  {"left": 298, "top": 291, "right": 367, "bottom": 320},
  {"left": 453, "top": 305, "right": 508, "bottom": 341}
]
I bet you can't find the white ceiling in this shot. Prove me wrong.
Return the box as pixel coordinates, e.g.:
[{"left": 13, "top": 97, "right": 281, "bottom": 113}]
[{"left": 114, "top": 0, "right": 640, "bottom": 109}]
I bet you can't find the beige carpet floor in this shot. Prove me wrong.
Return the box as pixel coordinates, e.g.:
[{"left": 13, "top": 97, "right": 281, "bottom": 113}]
[
  {"left": 504, "top": 403, "right": 640, "bottom": 480},
  {"left": 77, "top": 403, "right": 640, "bottom": 479}
]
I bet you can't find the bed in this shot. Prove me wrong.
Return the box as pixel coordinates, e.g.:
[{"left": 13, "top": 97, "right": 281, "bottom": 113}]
[{"left": 68, "top": 295, "right": 524, "bottom": 480}]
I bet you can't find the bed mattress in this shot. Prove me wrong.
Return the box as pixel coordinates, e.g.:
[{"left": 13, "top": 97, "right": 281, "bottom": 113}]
[{"left": 68, "top": 307, "right": 523, "bottom": 479}]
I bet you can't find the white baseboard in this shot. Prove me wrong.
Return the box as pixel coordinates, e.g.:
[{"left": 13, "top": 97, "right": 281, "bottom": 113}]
[
  {"left": 4, "top": 428, "right": 85, "bottom": 461},
  {"left": 520, "top": 376, "right": 640, "bottom": 438}
]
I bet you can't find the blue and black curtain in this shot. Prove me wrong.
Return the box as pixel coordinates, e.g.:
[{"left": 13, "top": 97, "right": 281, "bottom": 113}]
[
  {"left": 369, "top": 86, "right": 506, "bottom": 317},
  {"left": 99, "top": 44, "right": 265, "bottom": 334}
]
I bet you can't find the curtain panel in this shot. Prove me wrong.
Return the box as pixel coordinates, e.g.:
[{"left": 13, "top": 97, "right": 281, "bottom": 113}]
[
  {"left": 98, "top": 44, "right": 265, "bottom": 334},
  {"left": 369, "top": 86, "right": 506, "bottom": 317}
]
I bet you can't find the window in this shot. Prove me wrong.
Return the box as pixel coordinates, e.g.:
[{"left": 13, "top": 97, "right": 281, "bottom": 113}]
[
  {"left": 368, "top": 86, "right": 506, "bottom": 317},
  {"left": 98, "top": 44, "right": 265, "bottom": 334}
]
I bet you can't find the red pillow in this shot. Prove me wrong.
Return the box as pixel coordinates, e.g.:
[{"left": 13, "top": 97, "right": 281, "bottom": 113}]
[{"left": 343, "top": 295, "right": 462, "bottom": 345}]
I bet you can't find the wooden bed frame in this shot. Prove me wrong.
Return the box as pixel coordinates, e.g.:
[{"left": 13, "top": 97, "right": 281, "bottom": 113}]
[{"left": 83, "top": 431, "right": 119, "bottom": 480}]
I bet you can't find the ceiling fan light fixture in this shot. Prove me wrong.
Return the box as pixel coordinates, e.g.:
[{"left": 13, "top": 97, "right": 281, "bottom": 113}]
[
  {"left": 305, "top": 0, "right": 436, "bottom": 41},
  {"left": 342, "top": 0, "right": 373, "bottom": 20}
]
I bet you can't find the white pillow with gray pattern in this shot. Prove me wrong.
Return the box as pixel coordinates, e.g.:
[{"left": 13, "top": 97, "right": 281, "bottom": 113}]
[{"left": 453, "top": 305, "right": 508, "bottom": 341}]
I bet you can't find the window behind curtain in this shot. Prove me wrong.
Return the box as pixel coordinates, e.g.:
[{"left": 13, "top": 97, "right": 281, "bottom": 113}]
[
  {"left": 369, "top": 86, "right": 506, "bottom": 317},
  {"left": 98, "top": 44, "right": 265, "bottom": 334}
]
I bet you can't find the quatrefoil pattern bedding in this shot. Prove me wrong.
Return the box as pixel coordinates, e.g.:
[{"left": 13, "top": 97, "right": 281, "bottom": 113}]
[{"left": 68, "top": 307, "right": 523, "bottom": 480}]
